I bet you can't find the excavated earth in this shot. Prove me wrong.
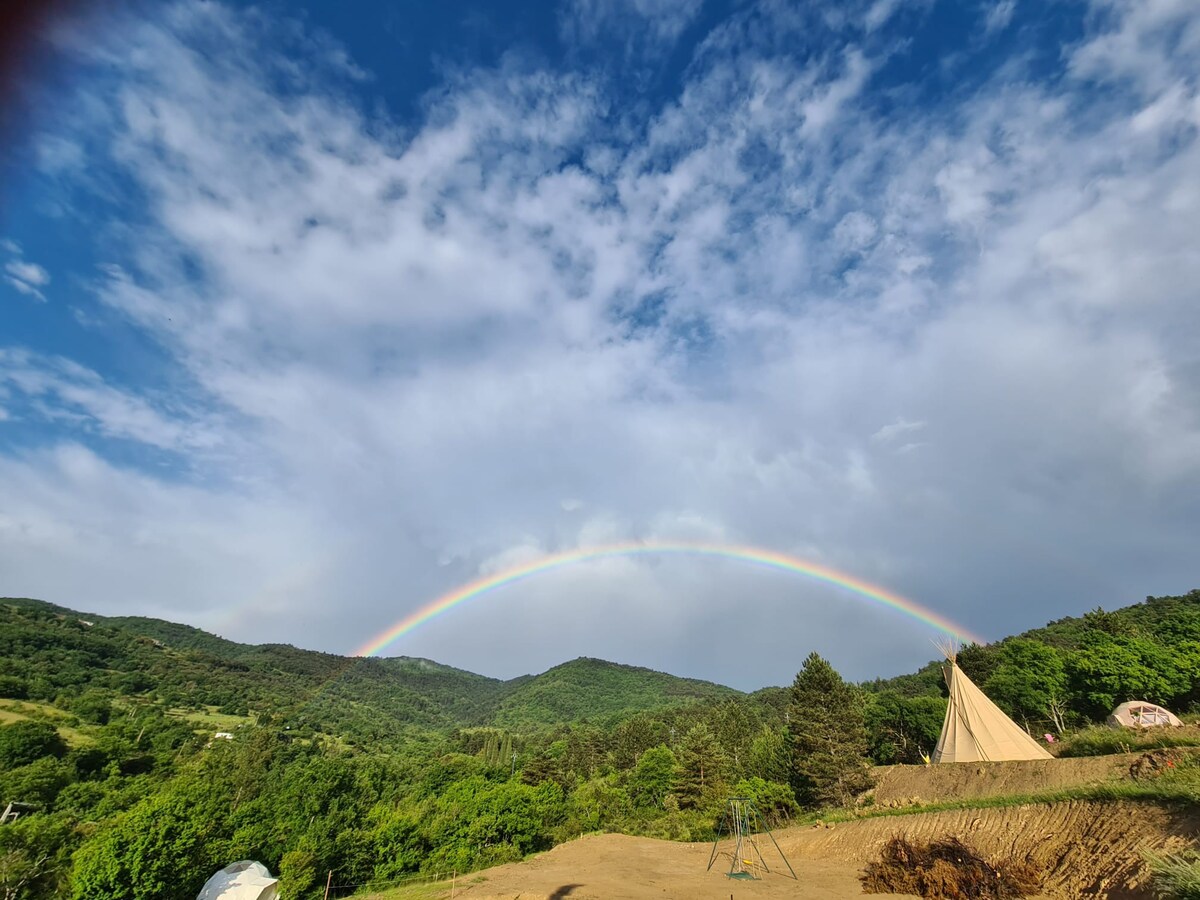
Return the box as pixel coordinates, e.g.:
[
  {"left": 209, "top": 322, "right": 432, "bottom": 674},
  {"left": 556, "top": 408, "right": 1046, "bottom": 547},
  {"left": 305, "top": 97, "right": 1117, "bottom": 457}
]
[{"left": 397, "top": 755, "right": 1200, "bottom": 900}]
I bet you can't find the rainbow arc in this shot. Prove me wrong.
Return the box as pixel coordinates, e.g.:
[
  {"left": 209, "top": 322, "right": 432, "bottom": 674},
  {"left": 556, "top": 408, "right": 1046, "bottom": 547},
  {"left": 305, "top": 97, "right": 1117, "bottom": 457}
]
[{"left": 353, "top": 541, "right": 984, "bottom": 657}]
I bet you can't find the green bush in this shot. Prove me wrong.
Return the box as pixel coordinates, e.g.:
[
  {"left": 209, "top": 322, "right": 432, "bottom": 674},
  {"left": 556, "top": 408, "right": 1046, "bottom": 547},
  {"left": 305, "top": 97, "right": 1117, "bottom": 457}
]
[
  {"left": 278, "top": 845, "right": 320, "bottom": 900},
  {"left": 0, "top": 721, "right": 67, "bottom": 768}
]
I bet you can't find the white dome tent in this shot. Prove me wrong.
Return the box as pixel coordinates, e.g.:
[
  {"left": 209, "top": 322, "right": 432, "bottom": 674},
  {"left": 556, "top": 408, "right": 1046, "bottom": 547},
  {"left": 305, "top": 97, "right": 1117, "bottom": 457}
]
[
  {"left": 196, "top": 861, "right": 279, "bottom": 900},
  {"left": 1108, "top": 701, "right": 1183, "bottom": 729}
]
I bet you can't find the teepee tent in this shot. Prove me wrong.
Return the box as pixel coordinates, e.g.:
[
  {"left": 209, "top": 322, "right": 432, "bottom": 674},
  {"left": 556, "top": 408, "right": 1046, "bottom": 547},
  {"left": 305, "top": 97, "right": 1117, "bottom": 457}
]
[
  {"left": 1108, "top": 701, "right": 1182, "bottom": 729},
  {"left": 196, "top": 861, "right": 278, "bottom": 900},
  {"left": 933, "top": 654, "right": 1052, "bottom": 763}
]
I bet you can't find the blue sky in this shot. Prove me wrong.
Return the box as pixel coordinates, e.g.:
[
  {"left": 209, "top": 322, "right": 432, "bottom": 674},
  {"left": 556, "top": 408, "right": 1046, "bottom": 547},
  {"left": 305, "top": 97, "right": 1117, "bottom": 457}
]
[{"left": 1, "top": 0, "right": 1198, "bottom": 689}]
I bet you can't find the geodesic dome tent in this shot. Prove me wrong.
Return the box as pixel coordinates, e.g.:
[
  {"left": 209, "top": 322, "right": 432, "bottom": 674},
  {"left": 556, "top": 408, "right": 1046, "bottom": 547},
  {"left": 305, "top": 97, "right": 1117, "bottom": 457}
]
[
  {"left": 1108, "top": 701, "right": 1182, "bottom": 729},
  {"left": 196, "top": 861, "right": 278, "bottom": 900}
]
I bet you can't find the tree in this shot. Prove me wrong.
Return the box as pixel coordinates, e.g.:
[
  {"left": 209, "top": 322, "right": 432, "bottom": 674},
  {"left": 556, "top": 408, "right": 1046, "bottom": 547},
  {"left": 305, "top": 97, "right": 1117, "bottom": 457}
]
[
  {"left": 628, "top": 745, "right": 677, "bottom": 809},
  {"left": 70, "top": 778, "right": 230, "bottom": 900},
  {"left": 983, "top": 639, "right": 1070, "bottom": 731},
  {"left": 733, "top": 777, "right": 799, "bottom": 828},
  {"left": 787, "top": 653, "right": 873, "bottom": 808},
  {"left": 0, "top": 758, "right": 72, "bottom": 808},
  {"left": 674, "top": 723, "right": 727, "bottom": 810},
  {"left": 746, "top": 726, "right": 790, "bottom": 784},
  {"left": 0, "top": 813, "right": 74, "bottom": 900},
  {"left": 1068, "top": 634, "right": 1189, "bottom": 718},
  {"left": 864, "top": 692, "right": 945, "bottom": 764},
  {"left": 0, "top": 722, "right": 66, "bottom": 770},
  {"left": 277, "top": 844, "right": 320, "bottom": 900}
]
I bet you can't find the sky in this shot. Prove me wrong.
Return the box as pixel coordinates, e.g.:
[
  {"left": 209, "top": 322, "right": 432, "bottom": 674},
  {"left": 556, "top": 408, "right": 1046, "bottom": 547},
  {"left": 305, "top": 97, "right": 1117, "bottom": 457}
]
[{"left": 0, "top": 0, "right": 1198, "bottom": 690}]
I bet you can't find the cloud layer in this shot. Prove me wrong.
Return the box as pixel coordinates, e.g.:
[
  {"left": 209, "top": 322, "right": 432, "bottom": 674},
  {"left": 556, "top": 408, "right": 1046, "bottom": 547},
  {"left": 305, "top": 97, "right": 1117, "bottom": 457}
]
[{"left": 1, "top": 0, "right": 1198, "bottom": 687}]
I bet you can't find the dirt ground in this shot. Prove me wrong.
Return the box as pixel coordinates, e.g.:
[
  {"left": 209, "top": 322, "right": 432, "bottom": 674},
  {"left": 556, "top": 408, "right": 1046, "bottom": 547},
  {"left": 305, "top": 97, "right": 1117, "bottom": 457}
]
[
  {"left": 446, "top": 831, "right": 889, "bottom": 900},
  {"left": 439, "top": 799, "right": 1199, "bottom": 900}
]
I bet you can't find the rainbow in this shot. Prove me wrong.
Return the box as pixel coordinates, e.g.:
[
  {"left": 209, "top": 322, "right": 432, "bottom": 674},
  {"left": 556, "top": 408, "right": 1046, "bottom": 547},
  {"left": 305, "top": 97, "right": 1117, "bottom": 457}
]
[{"left": 353, "top": 541, "right": 985, "bottom": 656}]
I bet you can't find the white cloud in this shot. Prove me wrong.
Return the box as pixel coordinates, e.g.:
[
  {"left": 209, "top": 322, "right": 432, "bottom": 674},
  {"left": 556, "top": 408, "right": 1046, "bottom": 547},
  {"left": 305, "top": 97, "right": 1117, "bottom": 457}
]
[
  {"left": 3, "top": 0, "right": 1200, "bottom": 685},
  {"left": 865, "top": 0, "right": 902, "bottom": 32},
  {"left": 872, "top": 419, "right": 926, "bottom": 444},
  {"left": 0, "top": 349, "right": 222, "bottom": 452},
  {"left": 562, "top": 0, "right": 703, "bottom": 47},
  {"left": 984, "top": 0, "right": 1017, "bottom": 34},
  {"left": 3, "top": 247, "right": 51, "bottom": 301},
  {"left": 5, "top": 277, "right": 46, "bottom": 302},
  {"left": 5, "top": 261, "right": 50, "bottom": 287}
]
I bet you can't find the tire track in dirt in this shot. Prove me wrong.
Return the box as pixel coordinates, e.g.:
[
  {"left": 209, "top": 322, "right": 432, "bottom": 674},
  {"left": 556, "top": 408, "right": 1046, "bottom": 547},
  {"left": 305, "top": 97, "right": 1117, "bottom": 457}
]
[{"left": 777, "top": 800, "right": 1200, "bottom": 898}]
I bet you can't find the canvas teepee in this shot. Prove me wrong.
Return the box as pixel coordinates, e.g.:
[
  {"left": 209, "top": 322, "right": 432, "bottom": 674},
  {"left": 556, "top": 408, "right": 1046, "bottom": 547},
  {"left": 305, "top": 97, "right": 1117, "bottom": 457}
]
[{"left": 933, "top": 651, "right": 1052, "bottom": 763}]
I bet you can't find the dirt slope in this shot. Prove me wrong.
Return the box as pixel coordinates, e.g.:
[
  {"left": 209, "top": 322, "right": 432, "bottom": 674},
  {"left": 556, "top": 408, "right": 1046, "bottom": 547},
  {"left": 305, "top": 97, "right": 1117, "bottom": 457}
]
[
  {"left": 868, "top": 754, "right": 1135, "bottom": 806},
  {"left": 444, "top": 800, "right": 1197, "bottom": 900},
  {"left": 786, "top": 800, "right": 1199, "bottom": 898}
]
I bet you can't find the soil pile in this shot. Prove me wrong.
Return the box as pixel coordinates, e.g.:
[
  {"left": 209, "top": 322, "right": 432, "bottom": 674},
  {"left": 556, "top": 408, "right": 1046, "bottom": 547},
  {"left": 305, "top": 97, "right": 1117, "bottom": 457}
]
[
  {"left": 869, "top": 755, "right": 1127, "bottom": 806},
  {"left": 861, "top": 835, "right": 1042, "bottom": 899}
]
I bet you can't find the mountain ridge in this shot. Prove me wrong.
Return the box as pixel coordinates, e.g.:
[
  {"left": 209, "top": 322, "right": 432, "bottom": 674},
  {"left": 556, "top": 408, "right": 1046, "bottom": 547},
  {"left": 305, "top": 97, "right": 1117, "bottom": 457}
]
[{"left": 0, "top": 597, "right": 740, "bottom": 736}]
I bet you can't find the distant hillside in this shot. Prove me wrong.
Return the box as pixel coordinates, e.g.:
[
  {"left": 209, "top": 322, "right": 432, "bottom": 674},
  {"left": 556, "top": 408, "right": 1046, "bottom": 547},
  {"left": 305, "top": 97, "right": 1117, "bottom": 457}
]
[
  {"left": 491, "top": 657, "right": 740, "bottom": 727},
  {"left": 0, "top": 598, "right": 741, "bottom": 739},
  {"left": 867, "top": 589, "right": 1200, "bottom": 700},
  {"left": 7, "top": 588, "right": 1199, "bottom": 748}
]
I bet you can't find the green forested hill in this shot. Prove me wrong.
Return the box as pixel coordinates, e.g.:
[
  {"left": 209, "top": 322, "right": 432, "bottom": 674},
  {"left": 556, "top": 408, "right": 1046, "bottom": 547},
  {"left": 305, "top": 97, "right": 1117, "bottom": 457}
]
[
  {"left": 0, "top": 598, "right": 738, "bottom": 738},
  {"left": 491, "top": 657, "right": 739, "bottom": 727}
]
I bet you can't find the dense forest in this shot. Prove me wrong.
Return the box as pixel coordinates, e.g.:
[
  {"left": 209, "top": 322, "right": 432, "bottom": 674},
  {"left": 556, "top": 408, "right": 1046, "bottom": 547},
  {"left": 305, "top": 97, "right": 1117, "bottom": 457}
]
[{"left": 2, "top": 589, "right": 1199, "bottom": 899}]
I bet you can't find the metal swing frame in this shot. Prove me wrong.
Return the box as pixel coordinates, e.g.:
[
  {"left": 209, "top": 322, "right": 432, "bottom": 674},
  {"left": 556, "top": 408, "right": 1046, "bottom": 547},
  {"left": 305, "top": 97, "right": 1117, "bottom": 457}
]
[{"left": 705, "top": 796, "right": 797, "bottom": 881}]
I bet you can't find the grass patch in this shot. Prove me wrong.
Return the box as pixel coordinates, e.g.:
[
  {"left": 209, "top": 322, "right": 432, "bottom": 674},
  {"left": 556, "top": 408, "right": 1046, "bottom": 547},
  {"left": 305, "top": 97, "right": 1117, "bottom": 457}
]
[
  {"left": 1055, "top": 725, "right": 1200, "bottom": 758},
  {"left": 167, "top": 705, "right": 253, "bottom": 733},
  {"left": 810, "top": 760, "right": 1200, "bottom": 827},
  {"left": 1145, "top": 849, "right": 1200, "bottom": 900},
  {"left": 353, "top": 882, "right": 451, "bottom": 900},
  {"left": 0, "top": 699, "right": 74, "bottom": 720},
  {"left": 0, "top": 700, "right": 94, "bottom": 746}
]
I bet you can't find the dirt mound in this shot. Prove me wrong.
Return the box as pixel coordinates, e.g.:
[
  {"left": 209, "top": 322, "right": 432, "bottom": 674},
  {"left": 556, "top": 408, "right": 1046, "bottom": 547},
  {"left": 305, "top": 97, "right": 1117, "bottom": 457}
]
[
  {"left": 869, "top": 755, "right": 1132, "bottom": 807},
  {"left": 861, "top": 835, "right": 1042, "bottom": 899},
  {"left": 1128, "top": 749, "right": 1185, "bottom": 781}
]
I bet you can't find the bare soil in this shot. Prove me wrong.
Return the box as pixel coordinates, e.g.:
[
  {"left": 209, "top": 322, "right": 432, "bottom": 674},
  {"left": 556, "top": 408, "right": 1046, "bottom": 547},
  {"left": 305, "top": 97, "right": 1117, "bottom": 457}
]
[
  {"left": 444, "top": 801, "right": 1198, "bottom": 900},
  {"left": 445, "top": 831, "right": 878, "bottom": 900},
  {"left": 868, "top": 754, "right": 1138, "bottom": 807}
]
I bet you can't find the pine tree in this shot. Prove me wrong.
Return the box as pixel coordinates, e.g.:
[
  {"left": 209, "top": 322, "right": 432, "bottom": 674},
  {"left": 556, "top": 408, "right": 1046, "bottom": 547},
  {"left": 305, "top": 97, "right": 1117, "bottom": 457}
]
[
  {"left": 787, "top": 652, "right": 873, "bottom": 808},
  {"left": 675, "top": 723, "right": 727, "bottom": 810}
]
